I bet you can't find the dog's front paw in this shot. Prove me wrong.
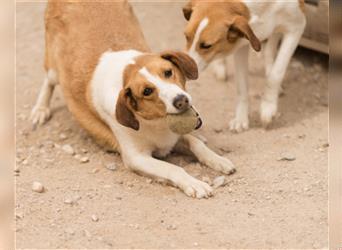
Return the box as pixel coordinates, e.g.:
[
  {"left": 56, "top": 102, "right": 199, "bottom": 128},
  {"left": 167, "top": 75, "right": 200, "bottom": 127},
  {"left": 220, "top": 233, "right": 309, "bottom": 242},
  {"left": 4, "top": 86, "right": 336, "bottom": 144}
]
[
  {"left": 210, "top": 156, "right": 236, "bottom": 175},
  {"left": 260, "top": 100, "right": 278, "bottom": 127},
  {"left": 30, "top": 106, "right": 51, "bottom": 128},
  {"left": 179, "top": 176, "right": 213, "bottom": 199},
  {"left": 229, "top": 116, "right": 249, "bottom": 133}
]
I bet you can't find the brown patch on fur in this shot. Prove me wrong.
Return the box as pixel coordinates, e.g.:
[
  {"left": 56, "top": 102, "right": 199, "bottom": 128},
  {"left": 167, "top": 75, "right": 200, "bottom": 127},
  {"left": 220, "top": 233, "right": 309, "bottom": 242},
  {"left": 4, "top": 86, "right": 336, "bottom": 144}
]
[
  {"left": 44, "top": 1, "right": 150, "bottom": 151},
  {"left": 161, "top": 51, "right": 198, "bottom": 80},
  {"left": 298, "top": 0, "right": 305, "bottom": 13},
  {"left": 115, "top": 88, "right": 140, "bottom": 130},
  {"left": 183, "top": 0, "right": 261, "bottom": 63}
]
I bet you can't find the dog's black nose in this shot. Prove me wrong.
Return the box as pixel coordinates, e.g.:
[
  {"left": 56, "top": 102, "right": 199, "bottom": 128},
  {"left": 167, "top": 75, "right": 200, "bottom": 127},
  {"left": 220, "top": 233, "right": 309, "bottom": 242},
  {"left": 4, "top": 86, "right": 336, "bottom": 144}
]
[{"left": 173, "top": 94, "right": 190, "bottom": 112}]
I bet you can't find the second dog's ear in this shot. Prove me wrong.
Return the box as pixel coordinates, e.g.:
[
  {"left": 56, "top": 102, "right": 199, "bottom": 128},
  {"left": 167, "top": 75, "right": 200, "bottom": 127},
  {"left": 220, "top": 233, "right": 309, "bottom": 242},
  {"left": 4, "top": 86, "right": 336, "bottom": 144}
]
[
  {"left": 161, "top": 51, "right": 198, "bottom": 80},
  {"left": 115, "top": 88, "right": 139, "bottom": 130},
  {"left": 227, "top": 16, "right": 261, "bottom": 52},
  {"left": 182, "top": 2, "right": 193, "bottom": 21}
]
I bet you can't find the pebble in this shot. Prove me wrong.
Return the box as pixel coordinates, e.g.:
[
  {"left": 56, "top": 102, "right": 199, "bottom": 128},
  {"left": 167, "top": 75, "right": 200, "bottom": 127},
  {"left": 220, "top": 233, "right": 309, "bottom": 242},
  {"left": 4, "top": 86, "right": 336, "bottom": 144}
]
[
  {"left": 80, "top": 156, "right": 89, "bottom": 163},
  {"left": 59, "top": 133, "right": 68, "bottom": 140},
  {"left": 146, "top": 178, "right": 153, "bottom": 184},
  {"left": 105, "top": 163, "right": 117, "bottom": 171},
  {"left": 277, "top": 153, "right": 296, "bottom": 161},
  {"left": 91, "top": 214, "right": 99, "bottom": 222},
  {"left": 64, "top": 198, "right": 73, "bottom": 205},
  {"left": 166, "top": 224, "right": 177, "bottom": 230},
  {"left": 62, "top": 144, "right": 75, "bottom": 155},
  {"left": 32, "top": 181, "right": 44, "bottom": 193},
  {"left": 92, "top": 168, "right": 100, "bottom": 174},
  {"left": 84, "top": 229, "right": 91, "bottom": 238},
  {"left": 212, "top": 176, "right": 226, "bottom": 188}
]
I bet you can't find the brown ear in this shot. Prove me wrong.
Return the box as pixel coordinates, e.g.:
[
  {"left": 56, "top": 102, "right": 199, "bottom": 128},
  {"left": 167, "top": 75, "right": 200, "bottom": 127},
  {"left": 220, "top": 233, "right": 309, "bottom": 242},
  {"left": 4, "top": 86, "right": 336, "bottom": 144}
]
[
  {"left": 182, "top": 2, "right": 192, "bottom": 21},
  {"left": 228, "top": 16, "right": 261, "bottom": 52},
  {"left": 161, "top": 51, "right": 198, "bottom": 80},
  {"left": 115, "top": 88, "right": 139, "bottom": 130}
]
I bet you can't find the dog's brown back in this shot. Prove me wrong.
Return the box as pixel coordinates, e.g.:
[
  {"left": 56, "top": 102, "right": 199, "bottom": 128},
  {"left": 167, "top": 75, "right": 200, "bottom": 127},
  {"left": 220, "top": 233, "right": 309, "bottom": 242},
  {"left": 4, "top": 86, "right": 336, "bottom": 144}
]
[{"left": 44, "top": 1, "right": 150, "bottom": 150}]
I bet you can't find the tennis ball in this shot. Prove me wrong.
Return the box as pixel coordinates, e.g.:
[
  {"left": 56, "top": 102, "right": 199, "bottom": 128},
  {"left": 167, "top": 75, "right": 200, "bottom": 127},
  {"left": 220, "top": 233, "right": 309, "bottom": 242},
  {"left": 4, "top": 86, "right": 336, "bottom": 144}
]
[{"left": 166, "top": 106, "right": 202, "bottom": 135}]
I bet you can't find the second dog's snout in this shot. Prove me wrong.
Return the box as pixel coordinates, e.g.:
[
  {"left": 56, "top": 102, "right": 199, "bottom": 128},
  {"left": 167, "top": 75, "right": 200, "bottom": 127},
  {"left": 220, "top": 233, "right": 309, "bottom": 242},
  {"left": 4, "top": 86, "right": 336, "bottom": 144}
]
[{"left": 173, "top": 94, "right": 190, "bottom": 112}]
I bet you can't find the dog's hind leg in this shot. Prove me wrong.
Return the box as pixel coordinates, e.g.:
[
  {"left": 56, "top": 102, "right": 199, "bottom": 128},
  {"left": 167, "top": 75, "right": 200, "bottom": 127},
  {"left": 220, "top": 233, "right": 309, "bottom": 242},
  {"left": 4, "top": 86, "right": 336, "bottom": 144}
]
[{"left": 30, "top": 69, "right": 58, "bottom": 128}]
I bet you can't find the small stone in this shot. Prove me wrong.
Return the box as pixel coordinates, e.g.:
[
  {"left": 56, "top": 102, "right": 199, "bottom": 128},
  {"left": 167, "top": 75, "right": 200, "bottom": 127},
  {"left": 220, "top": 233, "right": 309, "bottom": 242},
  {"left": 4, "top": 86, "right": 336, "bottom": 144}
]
[
  {"left": 32, "top": 181, "right": 44, "bottom": 193},
  {"left": 166, "top": 224, "right": 177, "bottom": 230},
  {"left": 105, "top": 163, "right": 117, "bottom": 171},
  {"left": 298, "top": 134, "right": 306, "bottom": 139},
  {"left": 92, "top": 168, "right": 100, "bottom": 174},
  {"left": 62, "top": 144, "right": 74, "bottom": 155},
  {"left": 322, "top": 143, "right": 329, "bottom": 148},
  {"left": 22, "top": 159, "right": 28, "bottom": 165},
  {"left": 212, "top": 176, "right": 226, "bottom": 188},
  {"left": 277, "top": 153, "right": 296, "bottom": 161},
  {"left": 59, "top": 133, "right": 68, "bottom": 140},
  {"left": 91, "top": 214, "right": 99, "bottom": 222},
  {"left": 146, "top": 178, "right": 152, "bottom": 184},
  {"left": 80, "top": 156, "right": 89, "bottom": 163},
  {"left": 64, "top": 198, "right": 73, "bottom": 205},
  {"left": 193, "top": 242, "right": 199, "bottom": 247},
  {"left": 74, "top": 154, "right": 81, "bottom": 160},
  {"left": 84, "top": 229, "right": 91, "bottom": 238},
  {"left": 81, "top": 148, "right": 88, "bottom": 153}
]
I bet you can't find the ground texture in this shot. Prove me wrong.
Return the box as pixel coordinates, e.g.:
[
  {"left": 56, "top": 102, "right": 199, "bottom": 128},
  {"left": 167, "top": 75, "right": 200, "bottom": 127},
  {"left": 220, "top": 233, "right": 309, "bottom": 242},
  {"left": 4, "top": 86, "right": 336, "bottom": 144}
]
[{"left": 16, "top": 2, "right": 328, "bottom": 249}]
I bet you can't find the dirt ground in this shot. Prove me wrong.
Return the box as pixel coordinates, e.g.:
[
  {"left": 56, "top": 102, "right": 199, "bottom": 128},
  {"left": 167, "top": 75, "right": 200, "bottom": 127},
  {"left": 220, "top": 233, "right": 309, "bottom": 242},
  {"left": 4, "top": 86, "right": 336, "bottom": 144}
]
[{"left": 15, "top": 2, "right": 329, "bottom": 249}]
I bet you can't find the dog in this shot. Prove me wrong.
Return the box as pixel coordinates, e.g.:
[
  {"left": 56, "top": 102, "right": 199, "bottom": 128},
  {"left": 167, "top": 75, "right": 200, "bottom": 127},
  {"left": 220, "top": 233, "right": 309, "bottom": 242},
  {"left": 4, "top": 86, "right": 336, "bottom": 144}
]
[
  {"left": 30, "top": 1, "right": 235, "bottom": 198},
  {"left": 182, "top": 0, "right": 306, "bottom": 132}
]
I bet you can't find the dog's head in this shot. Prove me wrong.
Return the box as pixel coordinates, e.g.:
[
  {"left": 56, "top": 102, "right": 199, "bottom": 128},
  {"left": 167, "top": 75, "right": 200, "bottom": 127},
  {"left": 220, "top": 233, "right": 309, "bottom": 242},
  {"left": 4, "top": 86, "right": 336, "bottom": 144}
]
[
  {"left": 183, "top": 0, "right": 261, "bottom": 71},
  {"left": 115, "top": 51, "right": 198, "bottom": 130}
]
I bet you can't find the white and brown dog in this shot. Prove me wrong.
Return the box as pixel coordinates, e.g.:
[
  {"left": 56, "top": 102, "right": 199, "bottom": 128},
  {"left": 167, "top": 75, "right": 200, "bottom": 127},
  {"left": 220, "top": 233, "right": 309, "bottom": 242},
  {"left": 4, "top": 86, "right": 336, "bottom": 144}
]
[
  {"left": 183, "top": 0, "right": 306, "bottom": 132},
  {"left": 31, "top": 1, "right": 235, "bottom": 198}
]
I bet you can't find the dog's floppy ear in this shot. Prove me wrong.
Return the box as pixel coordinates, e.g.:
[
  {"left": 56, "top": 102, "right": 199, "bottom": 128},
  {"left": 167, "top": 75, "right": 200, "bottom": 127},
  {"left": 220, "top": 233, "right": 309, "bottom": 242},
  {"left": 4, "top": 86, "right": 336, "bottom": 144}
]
[
  {"left": 161, "top": 51, "right": 198, "bottom": 80},
  {"left": 182, "top": 1, "right": 193, "bottom": 21},
  {"left": 115, "top": 88, "right": 139, "bottom": 130},
  {"left": 227, "top": 16, "right": 261, "bottom": 52}
]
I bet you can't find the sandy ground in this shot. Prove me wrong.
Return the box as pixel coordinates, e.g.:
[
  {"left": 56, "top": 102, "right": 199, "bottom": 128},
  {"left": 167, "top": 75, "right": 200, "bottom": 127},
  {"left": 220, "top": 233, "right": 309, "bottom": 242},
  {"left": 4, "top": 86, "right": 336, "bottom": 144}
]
[{"left": 15, "top": 2, "right": 329, "bottom": 249}]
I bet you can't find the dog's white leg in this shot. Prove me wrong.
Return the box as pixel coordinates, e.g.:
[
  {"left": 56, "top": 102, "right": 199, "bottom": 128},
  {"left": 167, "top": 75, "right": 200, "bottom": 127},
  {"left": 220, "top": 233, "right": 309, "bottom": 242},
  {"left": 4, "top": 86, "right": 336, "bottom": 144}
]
[
  {"left": 123, "top": 153, "right": 213, "bottom": 199},
  {"left": 229, "top": 46, "right": 249, "bottom": 133},
  {"left": 260, "top": 29, "right": 304, "bottom": 127},
  {"left": 31, "top": 70, "right": 58, "bottom": 127},
  {"left": 211, "top": 57, "right": 227, "bottom": 81},
  {"left": 183, "top": 134, "right": 235, "bottom": 174},
  {"left": 264, "top": 33, "right": 281, "bottom": 76}
]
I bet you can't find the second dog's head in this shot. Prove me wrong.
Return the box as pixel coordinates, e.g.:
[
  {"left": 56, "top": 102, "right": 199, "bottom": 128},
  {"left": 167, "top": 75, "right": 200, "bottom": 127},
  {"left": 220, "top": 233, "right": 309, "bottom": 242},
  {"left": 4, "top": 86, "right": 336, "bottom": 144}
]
[
  {"left": 116, "top": 51, "right": 198, "bottom": 130},
  {"left": 183, "top": 0, "right": 261, "bottom": 71}
]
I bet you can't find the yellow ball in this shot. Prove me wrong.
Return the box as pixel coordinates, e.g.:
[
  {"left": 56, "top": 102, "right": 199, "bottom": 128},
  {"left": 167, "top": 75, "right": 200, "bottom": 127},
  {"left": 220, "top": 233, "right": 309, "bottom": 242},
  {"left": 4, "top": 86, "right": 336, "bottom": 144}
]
[{"left": 166, "top": 107, "right": 201, "bottom": 135}]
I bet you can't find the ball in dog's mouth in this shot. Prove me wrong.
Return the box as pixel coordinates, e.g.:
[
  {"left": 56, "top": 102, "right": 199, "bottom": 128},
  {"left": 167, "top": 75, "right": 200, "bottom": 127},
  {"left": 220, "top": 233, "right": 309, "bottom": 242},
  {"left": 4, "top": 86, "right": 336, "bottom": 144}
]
[{"left": 166, "top": 106, "right": 202, "bottom": 135}]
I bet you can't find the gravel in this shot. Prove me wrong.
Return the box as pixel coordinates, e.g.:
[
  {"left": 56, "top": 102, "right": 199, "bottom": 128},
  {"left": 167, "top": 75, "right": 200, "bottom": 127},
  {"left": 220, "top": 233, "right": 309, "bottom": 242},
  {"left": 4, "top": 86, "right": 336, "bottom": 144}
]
[
  {"left": 62, "top": 144, "right": 75, "bottom": 155},
  {"left": 32, "top": 181, "right": 44, "bottom": 193},
  {"left": 212, "top": 176, "right": 226, "bottom": 188}
]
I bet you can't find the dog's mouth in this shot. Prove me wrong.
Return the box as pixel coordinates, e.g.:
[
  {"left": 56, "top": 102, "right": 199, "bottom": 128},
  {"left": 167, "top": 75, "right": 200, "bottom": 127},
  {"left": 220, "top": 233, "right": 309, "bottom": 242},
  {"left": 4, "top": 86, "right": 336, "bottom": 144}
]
[{"left": 195, "top": 117, "right": 202, "bottom": 130}]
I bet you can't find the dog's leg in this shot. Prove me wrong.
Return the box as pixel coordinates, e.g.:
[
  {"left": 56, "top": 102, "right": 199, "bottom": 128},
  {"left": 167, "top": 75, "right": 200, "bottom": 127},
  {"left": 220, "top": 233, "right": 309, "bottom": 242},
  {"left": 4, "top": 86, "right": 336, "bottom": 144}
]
[
  {"left": 183, "top": 134, "right": 235, "bottom": 175},
  {"left": 260, "top": 29, "right": 304, "bottom": 127},
  {"left": 211, "top": 57, "right": 227, "bottom": 81},
  {"left": 123, "top": 153, "right": 213, "bottom": 198},
  {"left": 31, "top": 69, "right": 58, "bottom": 127},
  {"left": 229, "top": 46, "right": 249, "bottom": 133},
  {"left": 264, "top": 33, "right": 281, "bottom": 76}
]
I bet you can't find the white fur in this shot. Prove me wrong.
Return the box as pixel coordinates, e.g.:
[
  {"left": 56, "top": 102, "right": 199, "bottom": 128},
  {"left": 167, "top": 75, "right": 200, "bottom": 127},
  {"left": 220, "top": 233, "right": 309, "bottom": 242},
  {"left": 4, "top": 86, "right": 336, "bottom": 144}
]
[
  {"left": 30, "top": 69, "right": 58, "bottom": 127},
  {"left": 88, "top": 49, "right": 235, "bottom": 198},
  {"left": 188, "top": 17, "right": 209, "bottom": 71},
  {"left": 139, "top": 67, "right": 192, "bottom": 114}
]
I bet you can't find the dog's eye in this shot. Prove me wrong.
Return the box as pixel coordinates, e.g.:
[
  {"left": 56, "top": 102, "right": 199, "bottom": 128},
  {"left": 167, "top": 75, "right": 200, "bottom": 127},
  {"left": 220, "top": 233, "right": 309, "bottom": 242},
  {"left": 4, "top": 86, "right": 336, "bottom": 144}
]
[
  {"left": 199, "top": 42, "right": 212, "bottom": 49},
  {"left": 143, "top": 87, "right": 153, "bottom": 96},
  {"left": 164, "top": 69, "right": 173, "bottom": 78}
]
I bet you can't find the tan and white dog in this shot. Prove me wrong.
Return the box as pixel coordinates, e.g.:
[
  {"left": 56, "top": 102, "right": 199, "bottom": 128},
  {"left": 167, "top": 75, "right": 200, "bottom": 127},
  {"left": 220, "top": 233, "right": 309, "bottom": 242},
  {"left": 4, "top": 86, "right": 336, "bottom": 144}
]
[
  {"left": 31, "top": 1, "right": 235, "bottom": 198},
  {"left": 183, "top": 0, "right": 306, "bottom": 132}
]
